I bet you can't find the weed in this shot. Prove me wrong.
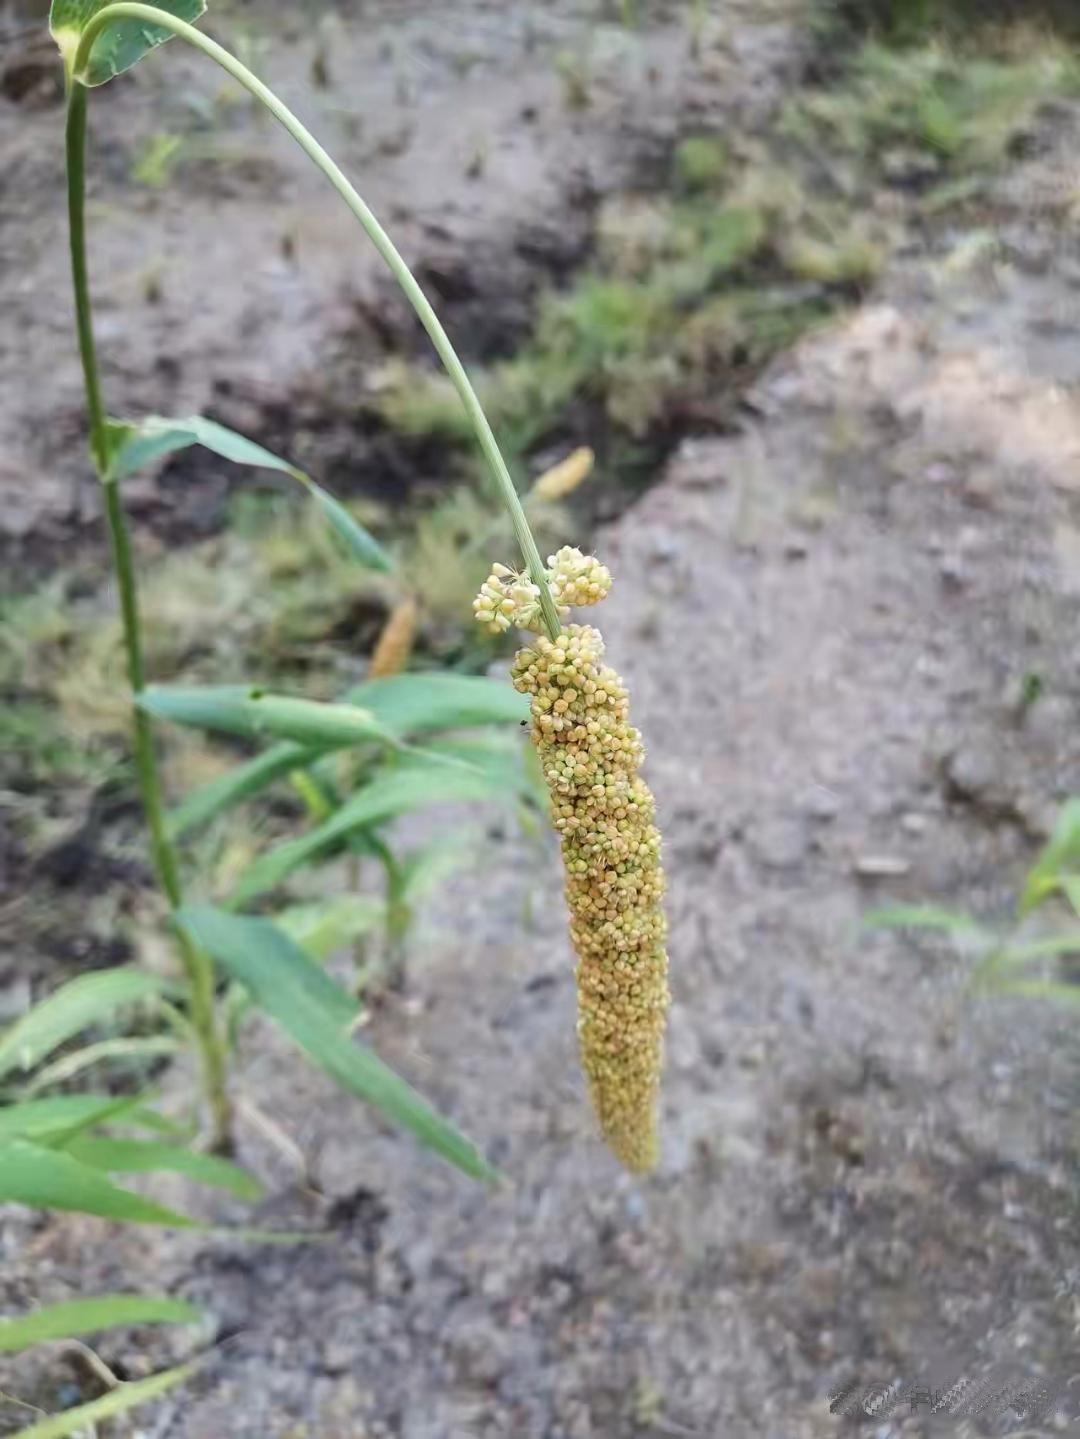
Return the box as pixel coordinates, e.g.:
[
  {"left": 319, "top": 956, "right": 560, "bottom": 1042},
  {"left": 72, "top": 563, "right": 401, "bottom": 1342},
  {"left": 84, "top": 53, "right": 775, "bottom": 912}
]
[
  {"left": 785, "top": 41, "right": 1080, "bottom": 179},
  {"left": 672, "top": 133, "right": 730, "bottom": 192},
  {"left": 869, "top": 800, "right": 1080, "bottom": 1019}
]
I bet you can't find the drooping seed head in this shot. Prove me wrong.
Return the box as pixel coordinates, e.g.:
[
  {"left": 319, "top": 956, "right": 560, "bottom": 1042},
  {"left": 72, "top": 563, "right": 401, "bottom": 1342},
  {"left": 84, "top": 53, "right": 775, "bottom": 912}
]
[{"left": 498, "top": 582, "right": 668, "bottom": 1172}]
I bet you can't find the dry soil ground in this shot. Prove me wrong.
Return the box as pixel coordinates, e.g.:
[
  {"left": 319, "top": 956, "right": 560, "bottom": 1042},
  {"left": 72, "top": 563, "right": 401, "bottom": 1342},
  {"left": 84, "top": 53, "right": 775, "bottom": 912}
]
[{"left": 4, "top": 1, "right": 1080, "bottom": 1436}]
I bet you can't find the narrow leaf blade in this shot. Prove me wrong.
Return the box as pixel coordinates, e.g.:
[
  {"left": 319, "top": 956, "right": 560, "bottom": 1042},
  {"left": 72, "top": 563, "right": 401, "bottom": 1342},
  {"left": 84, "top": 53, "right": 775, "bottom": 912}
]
[
  {"left": 864, "top": 905, "right": 986, "bottom": 936},
  {"left": 22, "top": 1036, "right": 181, "bottom": 1098},
  {"left": 301, "top": 479, "right": 393, "bottom": 572},
  {"left": 65, "top": 1136, "right": 263, "bottom": 1201},
  {"left": 0, "top": 1093, "right": 144, "bottom": 1145},
  {"left": 343, "top": 673, "right": 530, "bottom": 734},
  {"left": 0, "top": 969, "right": 165, "bottom": 1081},
  {"left": 231, "top": 760, "right": 520, "bottom": 905},
  {"left": 167, "top": 742, "right": 308, "bottom": 840},
  {"left": 106, "top": 415, "right": 391, "bottom": 569},
  {"left": 8, "top": 1361, "right": 197, "bottom": 1438},
  {"left": 0, "top": 1295, "right": 201, "bottom": 1354},
  {"left": 0, "top": 1141, "right": 198, "bottom": 1227},
  {"left": 108, "top": 414, "right": 299, "bottom": 482},
  {"left": 138, "top": 686, "right": 396, "bottom": 750},
  {"left": 1021, "top": 798, "right": 1080, "bottom": 914},
  {"left": 166, "top": 675, "right": 529, "bottom": 840},
  {"left": 177, "top": 906, "right": 495, "bottom": 1181}
]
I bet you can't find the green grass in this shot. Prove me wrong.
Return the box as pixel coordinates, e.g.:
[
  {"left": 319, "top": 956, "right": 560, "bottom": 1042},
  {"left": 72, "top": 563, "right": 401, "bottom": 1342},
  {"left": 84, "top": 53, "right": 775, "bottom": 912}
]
[
  {"left": 786, "top": 41, "right": 1080, "bottom": 176},
  {"left": 372, "top": 191, "right": 832, "bottom": 463}
]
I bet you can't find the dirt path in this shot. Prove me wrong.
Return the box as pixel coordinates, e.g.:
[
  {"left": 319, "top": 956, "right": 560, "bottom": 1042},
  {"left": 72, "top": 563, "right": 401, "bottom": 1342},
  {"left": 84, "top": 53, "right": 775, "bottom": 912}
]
[{"left": 6, "top": 3, "right": 1080, "bottom": 1436}]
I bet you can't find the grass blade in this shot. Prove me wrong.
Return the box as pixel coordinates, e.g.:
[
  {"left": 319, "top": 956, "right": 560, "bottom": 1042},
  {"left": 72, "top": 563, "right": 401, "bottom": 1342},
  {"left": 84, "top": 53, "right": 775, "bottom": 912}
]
[
  {"left": 178, "top": 906, "right": 496, "bottom": 1181},
  {"left": 231, "top": 760, "right": 522, "bottom": 905},
  {"left": 21, "top": 1036, "right": 181, "bottom": 1098},
  {"left": 138, "top": 686, "right": 397, "bottom": 750},
  {"left": 167, "top": 741, "right": 310, "bottom": 840},
  {"left": 343, "top": 672, "right": 529, "bottom": 733},
  {"left": 864, "top": 904, "right": 987, "bottom": 936},
  {"left": 0, "top": 1141, "right": 199, "bottom": 1227},
  {"left": 105, "top": 414, "right": 391, "bottom": 569},
  {"left": 65, "top": 1136, "right": 263, "bottom": 1201},
  {"left": 0, "top": 970, "right": 165, "bottom": 1081},
  {"left": 0, "top": 1093, "right": 146, "bottom": 1145},
  {"left": 167, "top": 675, "right": 529, "bottom": 841},
  {"left": 8, "top": 1361, "right": 197, "bottom": 1438},
  {"left": 298, "top": 477, "right": 393, "bottom": 572},
  {"left": 0, "top": 1295, "right": 201, "bottom": 1354},
  {"left": 1020, "top": 797, "right": 1080, "bottom": 914}
]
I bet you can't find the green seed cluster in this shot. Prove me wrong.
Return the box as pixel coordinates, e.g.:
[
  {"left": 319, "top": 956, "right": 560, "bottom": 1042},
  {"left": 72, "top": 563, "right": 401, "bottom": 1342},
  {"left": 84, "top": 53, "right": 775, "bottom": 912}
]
[{"left": 511, "top": 621, "right": 668, "bottom": 1172}]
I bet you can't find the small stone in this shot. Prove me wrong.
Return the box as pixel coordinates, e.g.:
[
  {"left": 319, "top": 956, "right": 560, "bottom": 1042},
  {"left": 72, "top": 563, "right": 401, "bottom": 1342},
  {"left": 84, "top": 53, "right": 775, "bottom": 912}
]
[
  {"left": 321, "top": 1339, "right": 355, "bottom": 1376},
  {"left": 802, "top": 786, "right": 840, "bottom": 821},
  {"left": 749, "top": 817, "right": 808, "bottom": 870},
  {"left": 854, "top": 855, "right": 911, "bottom": 878}
]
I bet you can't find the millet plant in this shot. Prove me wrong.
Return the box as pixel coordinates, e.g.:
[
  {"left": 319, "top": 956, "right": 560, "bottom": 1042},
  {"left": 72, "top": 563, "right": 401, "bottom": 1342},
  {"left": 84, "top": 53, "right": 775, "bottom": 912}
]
[{"left": 0, "top": 3, "right": 670, "bottom": 1426}]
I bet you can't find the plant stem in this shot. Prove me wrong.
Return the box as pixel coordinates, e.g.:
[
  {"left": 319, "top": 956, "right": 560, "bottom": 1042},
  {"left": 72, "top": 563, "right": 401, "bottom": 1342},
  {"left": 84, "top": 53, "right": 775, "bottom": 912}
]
[
  {"left": 64, "top": 79, "right": 230, "bottom": 1150},
  {"left": 72, "top": 2, "right": 562, "bottom": 641}
]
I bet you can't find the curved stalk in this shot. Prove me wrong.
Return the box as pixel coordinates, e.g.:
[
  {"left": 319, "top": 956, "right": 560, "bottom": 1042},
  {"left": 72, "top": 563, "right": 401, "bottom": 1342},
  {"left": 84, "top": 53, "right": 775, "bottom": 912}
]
[
  {"left": 73, "top": 3, "right": 563, "bottom": 641},
  {"left": 65, "top": 77, "right": 230, "bottom": 1148}
]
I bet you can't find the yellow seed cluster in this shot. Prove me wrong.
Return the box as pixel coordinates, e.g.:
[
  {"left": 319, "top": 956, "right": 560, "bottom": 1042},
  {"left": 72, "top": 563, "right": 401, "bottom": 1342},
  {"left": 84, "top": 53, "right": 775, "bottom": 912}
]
[
  {"left": 547, "top": 546, "right": 613, "bottom": 610},
  {"left": 472, "top": 548, "right": 611, "bottom": 636},
  {"left": 510, "top": 622, "right": 668, "bottom": 1171},
  {"left": 472, "top": 562, "right": 544, "bottom": 635}
]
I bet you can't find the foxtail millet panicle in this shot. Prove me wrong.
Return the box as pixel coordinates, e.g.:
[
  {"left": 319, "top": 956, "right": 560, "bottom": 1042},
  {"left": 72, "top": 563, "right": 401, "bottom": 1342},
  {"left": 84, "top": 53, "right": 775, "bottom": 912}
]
[
  {"left": 477, "top": 549, "right": 668, "bottom": 1171},
  {"left": 368, "top": 594, "right": 419, "bottom": 678}
]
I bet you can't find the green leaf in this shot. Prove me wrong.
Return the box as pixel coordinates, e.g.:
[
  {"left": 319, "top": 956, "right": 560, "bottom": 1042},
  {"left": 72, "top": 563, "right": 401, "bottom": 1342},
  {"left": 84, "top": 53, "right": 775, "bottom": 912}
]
[
  {"left": 0, "top": 969, "right": 165, "bottom": 1081},
  {"left": 977, "top": 976, "right": 1080, "bottom": 1007},
  {"left": 231, "top": 759, "right": 523, "bottom": 905},
  {"left": 1062, "top": 875, "right": 1080, "bottom": 920},
  {"left": 0, "top": 1093, "right": 144, "bottom": 1145},
  {"left": 8, "top": 1361, "right": 197, "bottom": 1438},
  {"left": 51, "top": 0, "right": 205, "bottom": 87},
  {"left": 0, "top": 1140, "right": 198, "bottom": 1226},
  {"left": 864, "top": 904, "right": 987, "bottom": 937},
  {"left": 414, "top": 733, "right": 543, "bottom": 803},
  {"left": 105, "top": 414, "right": 392, "bottom": 570},
  {"left": 167, "top": 742, "right": 310, "bottom": 840},
  {"left": 177, "top": 906, "right": 495, "bottom": 1181},
  {"left": 166, "top": 675, "right": 528, "bottom": 840},
  {"left": 181, "top": 909, "right": 355, "bottom": 1029},
  {"left": 138, "top": 686, "right": 398, "bottom": 750},
  {"left": 299, "top": 477, "right": 393, "bottom": 573},
  {"left": 21, "top": 1036, "right": 181, "bottom": 1098},
  {"left": 108, "top": 414, "right": 302, "bottom": 482},
  {"left": 0, "top": 1295, "right": 201, "bottom": 1354},
  {"left": 65, "top": 1136, "right": 263, "bottom": 1201},
  {"left": 275, "top": 897, "right": 385, "bottom": 960},
  {"left": 1021, "top": 798, "right": 1080, "bottom": 914},
  {"left": 344, "top": 673, "right": 530, "bottom": 734},
  {"left": 995, "top": 933, "right": 1080, "bottom": 966}
]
